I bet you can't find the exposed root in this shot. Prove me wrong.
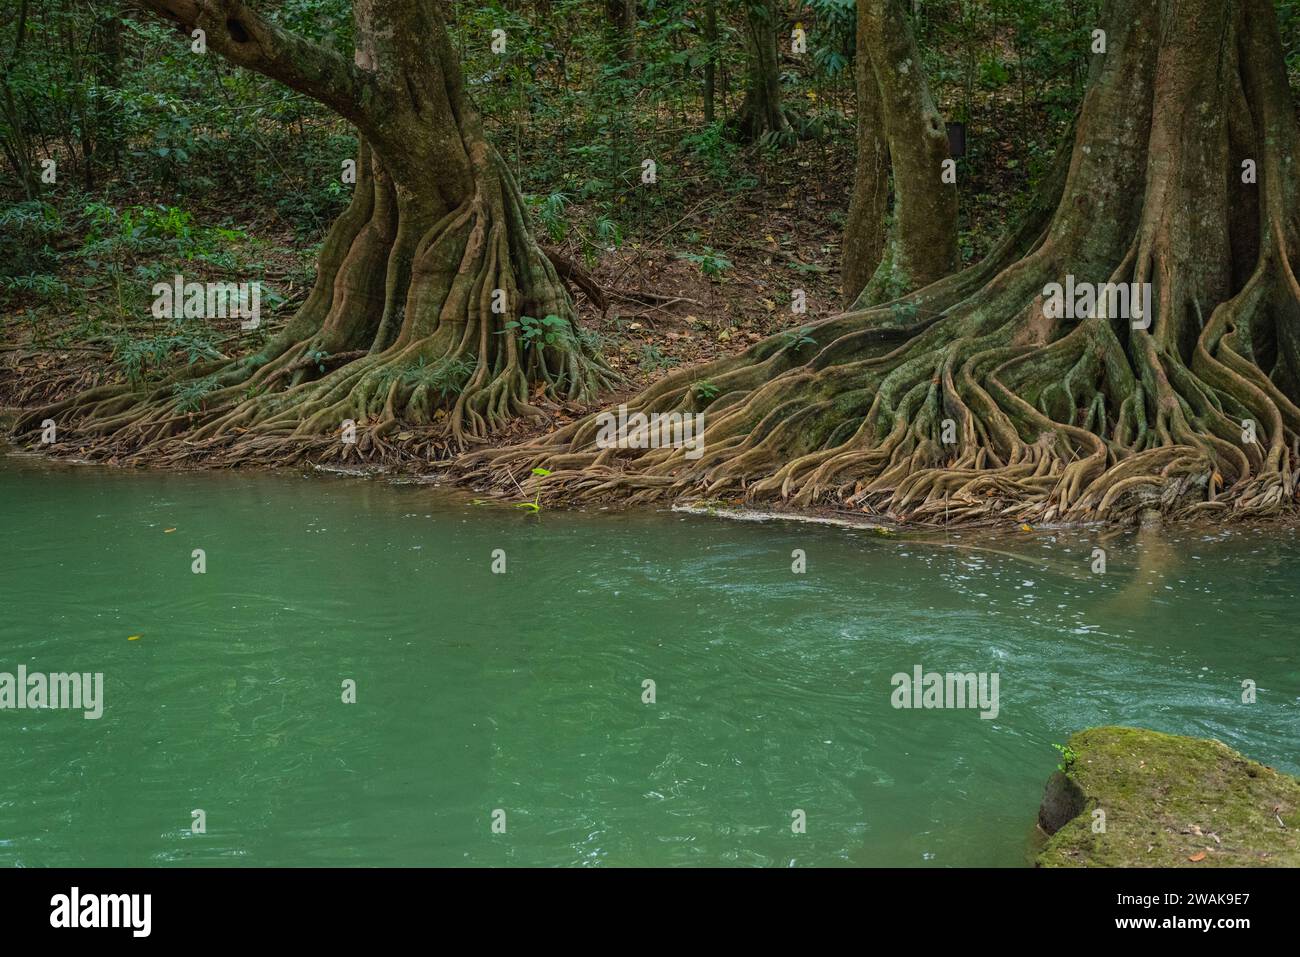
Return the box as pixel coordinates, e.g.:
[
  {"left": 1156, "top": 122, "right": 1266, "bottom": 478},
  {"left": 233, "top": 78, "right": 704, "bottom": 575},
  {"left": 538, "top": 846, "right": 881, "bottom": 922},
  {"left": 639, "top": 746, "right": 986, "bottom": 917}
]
[
  {"left": 458, "top": 0, "right": 1300, "bottom": 528},
  {"left": 10, "top": 146, "right": 617, "bottom": 468}
]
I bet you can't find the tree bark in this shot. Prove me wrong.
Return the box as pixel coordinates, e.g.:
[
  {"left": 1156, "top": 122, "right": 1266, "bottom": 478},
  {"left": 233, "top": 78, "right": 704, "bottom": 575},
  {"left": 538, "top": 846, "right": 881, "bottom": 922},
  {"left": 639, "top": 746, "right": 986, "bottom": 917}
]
[
  {"left": 841, "top": 26, "right": 887, "bottom": 306},
  {"left": 849, "top": 0, "right": 959, "bottom": 306},
  {"left": 732, "top": 0, "right": 787, "bottom": 142},
  {"left": 702, "top": 0, "right": 717, "bottom": 125}
]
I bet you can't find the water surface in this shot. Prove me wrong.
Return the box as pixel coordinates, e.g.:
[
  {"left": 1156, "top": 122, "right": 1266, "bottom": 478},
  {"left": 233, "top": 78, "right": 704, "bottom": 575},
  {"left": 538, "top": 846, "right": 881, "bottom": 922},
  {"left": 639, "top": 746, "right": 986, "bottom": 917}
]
[{"left": 0, "top": 455, "right": 1296, "bottom": 866}]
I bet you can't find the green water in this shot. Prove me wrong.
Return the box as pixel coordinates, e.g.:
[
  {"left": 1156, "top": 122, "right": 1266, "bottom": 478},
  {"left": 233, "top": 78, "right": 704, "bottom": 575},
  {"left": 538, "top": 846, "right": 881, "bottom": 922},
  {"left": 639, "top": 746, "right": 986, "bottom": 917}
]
[{"left": 0, "top": 454, "right": 1296, "bottom": 867}]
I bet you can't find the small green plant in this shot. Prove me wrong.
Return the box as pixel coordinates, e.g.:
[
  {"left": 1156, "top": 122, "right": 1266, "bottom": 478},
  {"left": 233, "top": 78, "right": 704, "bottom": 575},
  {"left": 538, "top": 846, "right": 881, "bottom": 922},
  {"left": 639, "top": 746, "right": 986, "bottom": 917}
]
[
  {"left": 637, "top": 343, "right": 674, "bottom": 372},
  {"left": 173, "top": 374, "right": 221, "bottom": 413},
  {"left": 511, "top": 466, "right": 552, "bottom": 514},
  {"left": 375, "top": 355, "right": 476, "bottom": 398},
  {"left": 1052, "top": 742, "right": 1078, "bottom": 773},
  {"left": 503, "top": 314, "right": 572, "bottom": 350},
  {"left": 112, "top": 326, "right": 222, "bottom": 385},
  {"left": 1, "top": 273, "right": 69, "bottom": 303},
  {"left": 779, "top": 326, "right": 817, "bottom": 352},
  {"left": 692, "top": 379, "right": 721, "bottom": 401},
  {"left": 532, "top": 191, "right": 570, "bottom": 243},
  {"left": 676, "top": 248, "right": 733, "bottom": 279},
  {"left": 306, "top": 348, "right": 330, "bottom": 374}
]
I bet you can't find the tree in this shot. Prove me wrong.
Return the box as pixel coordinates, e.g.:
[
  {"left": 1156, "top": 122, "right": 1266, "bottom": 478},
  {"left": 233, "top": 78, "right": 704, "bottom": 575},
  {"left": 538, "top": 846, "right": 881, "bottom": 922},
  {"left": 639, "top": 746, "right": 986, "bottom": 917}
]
[
  {"left": 702, "top": 0, "right": 718, "bottom": 125},
  {"left": 840, "top": 20, "right": 886, "bottom": 306},
  {"left": 605, "top": 0, "right": 636, "bottom": 64},
  {"left": 0, "top": 0, "right": 40, "bottom": 199},
  {"left": 732, "top": 0, "right": 788, "bottom": 142},
  {"left": 842, "top": 0, "right": 958, "bottom": 307},
  {"left": 18, "top": 0, "right": 614, "bottom": 460},
  {"left": 472, "top": 0, "right": 1300, "bottom": 526}
]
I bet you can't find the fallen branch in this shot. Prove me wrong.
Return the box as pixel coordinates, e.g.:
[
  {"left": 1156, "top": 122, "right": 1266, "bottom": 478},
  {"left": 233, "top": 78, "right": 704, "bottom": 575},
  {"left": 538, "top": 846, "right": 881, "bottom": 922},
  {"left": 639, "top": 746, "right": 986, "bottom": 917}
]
[
  {"left": 541, "top": 245, "right": 607, "bottom": 314},
  {"left": 608, "top": 289, "right": 703, "bottom": 308}
]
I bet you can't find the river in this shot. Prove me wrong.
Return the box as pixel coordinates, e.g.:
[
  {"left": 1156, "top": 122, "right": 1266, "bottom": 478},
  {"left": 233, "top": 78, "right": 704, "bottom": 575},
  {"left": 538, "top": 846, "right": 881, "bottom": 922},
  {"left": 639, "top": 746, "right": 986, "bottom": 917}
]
[{"left": 1, "top": 455, "right": 1295, "bottom": 866}]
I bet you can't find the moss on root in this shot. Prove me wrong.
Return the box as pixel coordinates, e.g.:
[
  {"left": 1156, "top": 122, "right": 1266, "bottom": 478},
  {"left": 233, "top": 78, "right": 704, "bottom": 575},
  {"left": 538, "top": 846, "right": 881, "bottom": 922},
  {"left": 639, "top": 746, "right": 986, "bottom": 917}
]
[{"left": 1037, "top": 726, "right": 1300, "bottom": 867}]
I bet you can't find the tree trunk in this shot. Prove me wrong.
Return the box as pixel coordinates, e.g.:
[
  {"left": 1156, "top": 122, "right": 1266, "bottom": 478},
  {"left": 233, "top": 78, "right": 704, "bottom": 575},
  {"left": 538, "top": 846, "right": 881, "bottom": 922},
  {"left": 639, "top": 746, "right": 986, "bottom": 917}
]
[
  {"left": 841, "top": 24, "right": 887, "bottom": 306},
  {"left": 474, "top": 0, "right": 1300, "bottom": 527},
  {"left": 849, "top": 0, "right": 958, "bottom": 306},
  {"left": 702, "top": 0, "right": 717, "bottom": 125},
  {"left": 605, "top": 0, "right": 636, "bottom": 65},
  {"left": 732, "top": 0, "right": 787, "bottom": 142},
  {"left": 0, "top": 0, "right": 40, "bottom": 199},
  {"left": 22, "top": 0, "right": 613, "bottom": 461}
]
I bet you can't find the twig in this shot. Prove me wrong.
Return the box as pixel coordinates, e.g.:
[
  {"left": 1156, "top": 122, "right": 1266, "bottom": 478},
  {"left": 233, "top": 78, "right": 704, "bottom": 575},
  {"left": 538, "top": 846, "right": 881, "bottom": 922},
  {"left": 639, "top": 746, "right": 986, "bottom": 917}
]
[{"left": 608, "top": 289, "right": 702, "bottom": 307}]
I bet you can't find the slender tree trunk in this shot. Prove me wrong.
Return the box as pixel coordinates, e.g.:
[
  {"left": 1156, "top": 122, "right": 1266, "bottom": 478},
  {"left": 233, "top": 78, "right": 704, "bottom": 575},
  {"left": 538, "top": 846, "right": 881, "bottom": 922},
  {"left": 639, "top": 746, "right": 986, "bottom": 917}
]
[
  {"left": 0, "top": 0, "right": 39, "bottom": 199},
  {"left": 849, "top": 0, "right": 958, "bottom": 306},
  {"left": 606, "top": 0, "right": 635, "bottom": 64},
  {"left": 841, "top": 27, "right": 887, "bottom": 306},
  {"left": 732, "top": 0, "right": 787, "bottom": 142},
  {"left": 702, "top": 0, "right": 717, "bottom": 125}
]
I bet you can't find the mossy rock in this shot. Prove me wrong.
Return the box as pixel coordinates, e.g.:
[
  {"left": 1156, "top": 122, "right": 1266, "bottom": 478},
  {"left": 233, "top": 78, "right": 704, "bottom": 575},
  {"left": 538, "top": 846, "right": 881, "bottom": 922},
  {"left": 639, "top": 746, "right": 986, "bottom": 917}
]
[{"left": 1036, "top": 726, "right": 1300, "bottom": 867}]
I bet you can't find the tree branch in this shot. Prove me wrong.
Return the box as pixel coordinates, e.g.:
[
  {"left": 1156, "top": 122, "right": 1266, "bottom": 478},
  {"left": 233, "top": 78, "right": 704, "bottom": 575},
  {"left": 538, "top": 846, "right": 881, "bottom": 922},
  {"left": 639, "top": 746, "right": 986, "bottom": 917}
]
[{"left": 132, "top": 0, "right": 369, "bottom": 126}]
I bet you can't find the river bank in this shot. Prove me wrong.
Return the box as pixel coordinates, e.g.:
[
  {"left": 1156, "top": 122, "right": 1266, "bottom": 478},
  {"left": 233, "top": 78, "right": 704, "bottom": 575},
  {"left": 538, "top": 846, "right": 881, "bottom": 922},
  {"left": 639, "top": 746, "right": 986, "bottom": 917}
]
[{"left": 6, "top": 352, "right": 1300, "bottom": 532}]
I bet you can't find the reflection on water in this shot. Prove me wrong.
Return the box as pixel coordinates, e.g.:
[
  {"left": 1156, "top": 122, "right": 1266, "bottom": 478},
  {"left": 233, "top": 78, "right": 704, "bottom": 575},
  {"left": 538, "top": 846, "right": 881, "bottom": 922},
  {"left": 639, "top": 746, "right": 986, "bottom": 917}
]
[{"left": 0, "top": 455, "right": 1296, "bottom": 866}]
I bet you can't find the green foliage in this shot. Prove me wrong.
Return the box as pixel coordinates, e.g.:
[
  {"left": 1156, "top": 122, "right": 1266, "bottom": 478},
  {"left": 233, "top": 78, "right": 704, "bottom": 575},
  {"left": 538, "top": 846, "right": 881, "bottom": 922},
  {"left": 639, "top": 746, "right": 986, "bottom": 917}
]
[
  {"left": 375, "top": 355, "right": 477, "bottom": 398},
  {"left": 172, "top": 374, "right": 221, "bottom": 413},
  {"left": 779, "top": 326, "right": 817, "bottom": 352},
  {"left": 305, "top": 349, "right": 330, "bottom": 374},
  {"left": 1052, "top": 742, "right": 1079, "bottom": 774},
  {"left": 112, "top": 325, "right": 222, "bottom": 385},
  {"left": 676, "top": 247, "right": 733, "bottom": 279},
  {"left": 503, "top": 314, "right": 573, "bottom": 350},
  {"left": 692, "top": 379, "right": 721, "bottom": 401},
  {"left": 2, "top": 273, "right": 68, "bottom": 302},
  {"left": 80, "top": 203, "right": 243, "bottom": 262},
  {"left": 637, "top": 343, "right": 675, "bottom": 371},
  {"left": 0, "top": 202, "right": 62, "bottom": 278}
]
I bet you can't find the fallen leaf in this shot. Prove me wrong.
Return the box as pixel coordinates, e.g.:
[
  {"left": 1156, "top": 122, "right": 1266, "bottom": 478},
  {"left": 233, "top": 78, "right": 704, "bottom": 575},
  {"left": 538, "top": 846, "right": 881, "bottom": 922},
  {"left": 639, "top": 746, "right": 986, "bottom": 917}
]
[
  {"left": 1188, "top": 851, "right": 1207, "bottom": 862},
  {"left": 1019, "top": 523, "right": 1033, "bottom": 532},
  {"left": 127, "top": 635, "right": 141, "bottom": 641}
]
